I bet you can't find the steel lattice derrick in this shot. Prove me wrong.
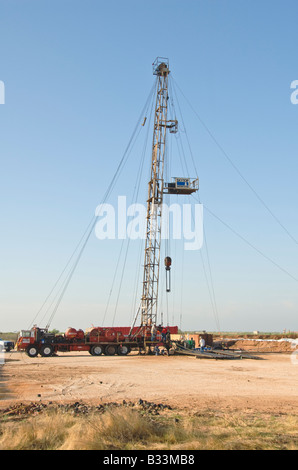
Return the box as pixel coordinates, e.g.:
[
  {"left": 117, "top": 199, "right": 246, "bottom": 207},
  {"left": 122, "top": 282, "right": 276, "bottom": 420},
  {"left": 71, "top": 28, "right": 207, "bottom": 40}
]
[{"left": 141, "top": 59, "right": 170, "bottom": 326}]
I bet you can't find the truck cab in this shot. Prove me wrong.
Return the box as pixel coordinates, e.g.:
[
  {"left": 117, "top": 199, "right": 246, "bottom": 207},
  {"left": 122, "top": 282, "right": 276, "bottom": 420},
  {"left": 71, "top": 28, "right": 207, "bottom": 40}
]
[{"left": 0, "top": 337, "right": 15, "bottom": 352}]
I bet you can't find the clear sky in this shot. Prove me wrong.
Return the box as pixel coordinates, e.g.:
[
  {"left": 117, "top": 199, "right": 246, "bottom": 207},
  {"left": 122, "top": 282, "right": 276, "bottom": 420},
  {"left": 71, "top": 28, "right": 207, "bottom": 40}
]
[{"left": 0, "top": 0, "right": 297, "bottom": 333}]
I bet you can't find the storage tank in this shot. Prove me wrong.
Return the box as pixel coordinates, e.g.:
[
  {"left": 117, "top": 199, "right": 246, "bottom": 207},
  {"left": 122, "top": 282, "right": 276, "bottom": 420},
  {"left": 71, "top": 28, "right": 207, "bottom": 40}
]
[
  {"left": 65, "top": 328, "right": 78, "bottom": 339},
  {"left": 85, "top": 327, "right": 125, "bottom": 343},
  {"left": 76, "top": 329, "right": 85, "bottom": 340},
  {"left": 86, "top": 327, "right": 104, "bottom": 340},
  {"left": 65, "top": 328, "right": 85, "bottom": 340}
]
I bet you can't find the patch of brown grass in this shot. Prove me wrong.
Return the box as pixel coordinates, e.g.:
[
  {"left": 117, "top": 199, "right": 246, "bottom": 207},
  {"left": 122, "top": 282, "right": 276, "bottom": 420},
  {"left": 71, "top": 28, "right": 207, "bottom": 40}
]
[{"left": 0, "top": 407, "right": 297, "bottom": 450}]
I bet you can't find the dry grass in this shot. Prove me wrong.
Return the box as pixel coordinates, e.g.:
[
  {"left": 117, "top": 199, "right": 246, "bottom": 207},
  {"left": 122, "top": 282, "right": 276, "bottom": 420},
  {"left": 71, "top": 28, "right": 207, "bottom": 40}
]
[{"left": 0, "top": 407, "right": 297, "bottom": 450}]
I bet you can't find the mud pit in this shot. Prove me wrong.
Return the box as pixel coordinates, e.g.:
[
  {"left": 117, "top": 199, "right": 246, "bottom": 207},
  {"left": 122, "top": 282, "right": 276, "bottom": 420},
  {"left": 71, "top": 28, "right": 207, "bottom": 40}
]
[{"left": 1, "top": 351, "right": 297, "bottom": 415}]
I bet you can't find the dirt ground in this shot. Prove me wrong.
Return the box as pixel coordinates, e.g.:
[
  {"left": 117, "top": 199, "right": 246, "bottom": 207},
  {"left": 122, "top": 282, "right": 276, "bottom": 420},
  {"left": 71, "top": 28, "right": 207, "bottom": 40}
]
[{"left": 1, "top": 349, "right": 298, "bottom": 415}]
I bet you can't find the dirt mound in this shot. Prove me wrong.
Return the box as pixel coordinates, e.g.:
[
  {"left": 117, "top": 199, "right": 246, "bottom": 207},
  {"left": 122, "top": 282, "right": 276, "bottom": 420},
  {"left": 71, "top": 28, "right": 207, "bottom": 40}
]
[{"left": 228, "top": 339, "right": 298, "bottom": 353}]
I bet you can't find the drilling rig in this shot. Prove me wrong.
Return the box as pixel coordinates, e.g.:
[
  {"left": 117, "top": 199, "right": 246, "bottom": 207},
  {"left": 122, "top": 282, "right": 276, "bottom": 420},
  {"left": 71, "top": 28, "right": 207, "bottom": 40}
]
[
  {"left": 133, "top": 57, "right": 198, "bottom": 330},
  {"left": 16, "top": 58, "right": 199, "bottom": 358}
]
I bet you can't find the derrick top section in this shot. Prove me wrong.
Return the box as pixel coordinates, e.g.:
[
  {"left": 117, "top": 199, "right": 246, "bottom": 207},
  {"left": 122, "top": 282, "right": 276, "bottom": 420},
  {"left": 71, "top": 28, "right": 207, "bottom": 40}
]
[{"left": 153, "top": 57, "right": 170, "bottom": 76}]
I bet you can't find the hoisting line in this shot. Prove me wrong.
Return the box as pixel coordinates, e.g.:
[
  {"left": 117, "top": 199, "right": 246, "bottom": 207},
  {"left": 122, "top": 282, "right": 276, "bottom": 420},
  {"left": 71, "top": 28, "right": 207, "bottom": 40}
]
[
  {"left": 172, "top": 76, "right": 298, "bottom": 247},
  {"left": 170, "top": 75, "right": 221, "bottom": 332},
  {"left": 30, "top": 80, "right": 158, "bottom": 330},
  {"left": 105, "top": 79, "right": 157, "bottom": 328},
  {"left": 202, "top": 202, "right": 298, "bottom": 283}
]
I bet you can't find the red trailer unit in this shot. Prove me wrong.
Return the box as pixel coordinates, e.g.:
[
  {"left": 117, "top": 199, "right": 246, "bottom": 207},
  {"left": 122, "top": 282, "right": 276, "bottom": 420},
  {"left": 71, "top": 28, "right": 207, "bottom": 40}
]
[{"left": 16, "top": 325, "right": 177, "bottom": 358}]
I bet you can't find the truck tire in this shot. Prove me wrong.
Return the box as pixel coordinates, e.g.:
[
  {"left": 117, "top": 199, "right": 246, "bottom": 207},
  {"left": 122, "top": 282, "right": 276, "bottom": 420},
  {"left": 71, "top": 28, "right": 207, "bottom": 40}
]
[
  {"left": 40, "top": 344, "right": 54, "bottom": 357},
  {"left": 90, "top": 345, "right": 104, "bottom": 356},
  {"left": 26, "top": 345, "right": 39, "bottom": 358},
  {"left": 117, "top": 345, "right": 130, "bottom": 356},
  {"left": 105, "top": 345, "right": 116, "bottom": 356}
]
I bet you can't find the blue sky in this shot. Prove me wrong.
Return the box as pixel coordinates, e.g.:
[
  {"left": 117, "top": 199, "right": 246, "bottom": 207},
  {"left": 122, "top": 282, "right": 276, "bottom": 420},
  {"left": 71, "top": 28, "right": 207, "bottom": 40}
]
[{"left": 0, "top": 0, "right": 298, "bottom": 333}]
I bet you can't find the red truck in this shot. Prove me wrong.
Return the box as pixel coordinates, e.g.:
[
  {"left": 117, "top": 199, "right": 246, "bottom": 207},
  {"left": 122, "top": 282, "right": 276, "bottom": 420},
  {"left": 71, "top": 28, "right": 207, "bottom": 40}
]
[{"left": 16, "top": 325, "right": 178, "bottom": 358}]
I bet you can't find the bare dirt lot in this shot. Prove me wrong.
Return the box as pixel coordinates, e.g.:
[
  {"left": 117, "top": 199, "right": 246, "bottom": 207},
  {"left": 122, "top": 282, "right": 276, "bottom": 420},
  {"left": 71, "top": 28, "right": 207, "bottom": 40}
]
[{"left": 1, "top": 350, "right": 298, "bottom": 415}]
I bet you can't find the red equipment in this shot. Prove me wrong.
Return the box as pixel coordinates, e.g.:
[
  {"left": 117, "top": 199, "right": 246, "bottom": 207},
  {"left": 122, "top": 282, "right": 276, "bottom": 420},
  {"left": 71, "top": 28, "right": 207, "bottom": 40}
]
[
  {"left": 16, "top": 325, "right": 178, "bottom": 358},
  {"left": 65, "top": 328, "right": 84, "bottom": 340}
]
